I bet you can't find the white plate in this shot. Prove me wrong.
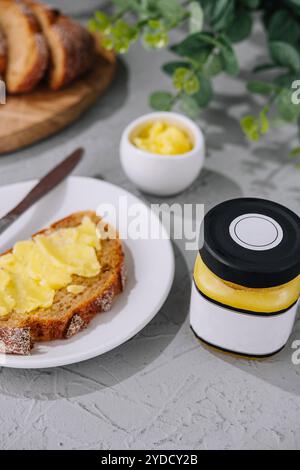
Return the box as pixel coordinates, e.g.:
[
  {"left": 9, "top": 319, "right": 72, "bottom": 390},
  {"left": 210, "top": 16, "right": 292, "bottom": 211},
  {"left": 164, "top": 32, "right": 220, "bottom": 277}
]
[{"left": 0, "top": 176, "right": 174, "bottom": 369}]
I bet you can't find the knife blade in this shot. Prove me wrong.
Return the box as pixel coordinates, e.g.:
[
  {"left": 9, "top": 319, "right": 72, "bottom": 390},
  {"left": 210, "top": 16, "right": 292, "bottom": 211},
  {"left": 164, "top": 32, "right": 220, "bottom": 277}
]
[{"left": 0, "top": 147, "right": 84, "bottom": 236}]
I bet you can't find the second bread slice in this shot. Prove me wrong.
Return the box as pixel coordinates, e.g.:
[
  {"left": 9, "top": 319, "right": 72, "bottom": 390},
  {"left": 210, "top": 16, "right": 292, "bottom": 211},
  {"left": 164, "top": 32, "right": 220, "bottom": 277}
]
[
  {"left": 0, "top": 0, "right": 49, "bottom": 93},
  {"left": 24, "top": 0, "right": 95, "bottom": 90}
]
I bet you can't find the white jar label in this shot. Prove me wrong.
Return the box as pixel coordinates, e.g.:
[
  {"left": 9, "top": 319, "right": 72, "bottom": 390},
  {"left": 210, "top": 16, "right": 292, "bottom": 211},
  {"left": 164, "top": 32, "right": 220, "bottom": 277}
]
[{"left": 229, "top": 213, "right": 283, "bottom": 251}]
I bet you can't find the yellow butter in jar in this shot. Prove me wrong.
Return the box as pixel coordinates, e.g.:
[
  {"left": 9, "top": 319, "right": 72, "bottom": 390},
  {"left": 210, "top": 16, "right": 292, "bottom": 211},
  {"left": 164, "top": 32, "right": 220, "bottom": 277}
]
[
  {"left": 132, "top": 121, "right": 193, "bottom": 155},
  {"left": 194, "top": 254, "right": 300, "bottom": 314}
]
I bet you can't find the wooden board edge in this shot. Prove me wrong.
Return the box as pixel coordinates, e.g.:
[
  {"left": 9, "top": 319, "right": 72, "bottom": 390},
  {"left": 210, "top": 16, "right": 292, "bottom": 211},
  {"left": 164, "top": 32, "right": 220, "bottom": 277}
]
[{"left": 0, "top": 55, "right": 117, "bottom": 155}]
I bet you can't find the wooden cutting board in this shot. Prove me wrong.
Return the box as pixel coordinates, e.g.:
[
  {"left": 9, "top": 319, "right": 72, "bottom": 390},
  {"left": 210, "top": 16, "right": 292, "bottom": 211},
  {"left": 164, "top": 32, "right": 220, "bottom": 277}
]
[{"left": 0, "top": 48, "right": 116, "bottom": 155}]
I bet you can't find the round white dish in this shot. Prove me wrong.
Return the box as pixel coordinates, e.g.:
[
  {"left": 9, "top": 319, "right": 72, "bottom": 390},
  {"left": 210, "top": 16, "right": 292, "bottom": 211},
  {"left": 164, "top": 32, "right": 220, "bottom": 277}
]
[
  {"left": 120, "top": 112, "right": 205, "bottom": 196},
  {"left": 0, "top": 176, "right": 175, "bottom": 369}
]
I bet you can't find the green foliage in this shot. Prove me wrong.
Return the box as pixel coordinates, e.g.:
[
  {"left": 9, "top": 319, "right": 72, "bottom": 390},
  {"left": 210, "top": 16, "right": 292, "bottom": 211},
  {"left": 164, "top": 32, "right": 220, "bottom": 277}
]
[
  {"left": 162, "top": 61, "right": 192, "bottom": 76},
  {"left": 209, "top": 0, "right": 235, "bottom": 31},
  {"left": 89, "top": 12, "right": 110, "bottom": 33},
  {"left": 275, "top": 89, "right": 300, "bottom": 122},
  {"left": 170, "top": 33, "right": 214, "bottom": 61},
  {"left": 241, "top": 0, "right": 260, "bottom": 8},
  {"left": 172, "top": 68, "right": 190, "bottom": 91},
  {"left": 112, "top": 0, "right": 140, "bottom": 10},
  {"left": 180, "top": 94, "right": 202, "bottom": 119},
  {"left": 241, "top": 106, "right": 269, "bottom": 141},
  {"left": 289, "top": 146, "right": 300, "bottom": 157},
  {"left": 225, "top": 9, "right": 252, "bottom": 43},
  {"left": 267, "top": 10, "right": 300, "bottom": 45},
  {"left": 189, "top": 2, "right": 204, "bottom": 33},
  {"left": 156, "top": 0, "right": 185, "bottom": 26},
  {"left": 89, "top": 0, "right": 300, "bottom": 162},
  {"left": 170, "top": 67, "right": 201, "bottom": 96},
  {"left": 218, "top": 34, "right": 239, "bottom": 75},
  {"left": 149, "top": 91, "right": 173, "bottom": 111},
  {"left": 194, "top": 73, "right": 213, "bottom": 106},
  {"left": 259, "top": 107, "right": 270, "bottom": 134},
  {"left": 269, "top": 41, "right": 300, "bottom": 72},
  {"left": 241, "top": 115, "right": 260, "bottom": 141},
  {"left": 203, "top": 53, "right": 223, "bottom": 76},
  {"left": 247, "top": 80, "right": 277, "bottom": 95}
]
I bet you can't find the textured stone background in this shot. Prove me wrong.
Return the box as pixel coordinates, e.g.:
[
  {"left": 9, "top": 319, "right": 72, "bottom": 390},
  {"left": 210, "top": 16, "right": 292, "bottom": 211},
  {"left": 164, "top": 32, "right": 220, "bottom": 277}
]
[{"left": 0, "top": 1, "right": 299, "bottom": 450}]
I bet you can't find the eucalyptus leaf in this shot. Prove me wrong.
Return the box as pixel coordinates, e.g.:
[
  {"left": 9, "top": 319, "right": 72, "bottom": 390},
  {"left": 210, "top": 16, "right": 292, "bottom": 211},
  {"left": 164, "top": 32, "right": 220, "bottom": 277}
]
[
  {"left": 259, "top": 107, "right": 270, "bottom": 134},
  {"left": 253, "top": 63, "right": 283, "bottom": 73},
  {"left": 113, "top": 0, "right": 142, "bottom": 12},
  {"left": 268, "top": 10, "right": 300, "bottom": 45},
  {"left": 189, "top": 2, "right": 204, "bottom": 33},
  {"left": 225, "top": 9, "right": 252, "bottom": 43},
  {"left": 172, "top": 68, "right": 190, "bottom": 90},
  {"left": 274, "top": 73, "right": 299, "bottom": 88},
  {"left": 240, "top": 115, "right": 260, "bottom": 141},
  {"left": 184, "top": 74, "right": 201, "bottom": 95},
  {"left": 149, "top": 91, "right": 173, "bottom": 111},
  {"left": 194, "top": 73, "right": 213, "bottom": 106},
  {"left": 190, "top": 49, "right": 213, "bottom": 65},
  {"left": 175, "top": 32, "right": 220, "bottom": 49},
  {"left": 210, "top": 0, "right": 235, "bottom": 31},
  {"left": 156, "top": 0, "right": 184, "bottom": 26},
  {"left": 162, "top": 61, "right": 192, "bottom": 76},
  {"left": 203, "top": 53, "right": 223, "bottom": 76},
  {"left": 218, "top": 34, "right": 239, "bottom": 75},
  {"left": 171, "top": 33, "right": 214, "bottom": 61},
  {"left": 247, "top": 80, "right": 277, "bottom": 95},
  {"left": 240, "top": 0, "right": 260, "bottom": 8},
  {"left": 286, "top": 0, "right": 300, "bottom": 9},
  {"left": 269, "top": 41, "right": 300, "bottom": 72},
  {"left": 275, "top": 89, "right": 300, "bottom": 122},
  {"left": 180, "top": 94, "right": 202, "bottom": 119},
  {"left": 195, "top": 0, "right": 213, "bottom": 18}
]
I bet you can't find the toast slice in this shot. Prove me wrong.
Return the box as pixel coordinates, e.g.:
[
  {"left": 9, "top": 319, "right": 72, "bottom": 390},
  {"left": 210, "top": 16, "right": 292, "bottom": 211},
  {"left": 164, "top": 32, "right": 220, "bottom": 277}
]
[
  {"left": 0, "top": 0, "right": 49, "bottom": 93},
  {"left": 0, "top": 29, "right": 7, "bottom": 77},
  {"left": 0, "top": 211, "right": 126, "bottom": 355},
  {"left": 24, "top": 0, "right": 95, "bottom": 90}
]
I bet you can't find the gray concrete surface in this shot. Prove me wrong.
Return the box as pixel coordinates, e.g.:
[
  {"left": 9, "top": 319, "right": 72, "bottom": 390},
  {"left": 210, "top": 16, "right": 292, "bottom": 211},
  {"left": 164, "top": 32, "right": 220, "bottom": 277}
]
[{"left": 0, "top": 1, "right": 299, "bottom": 450}]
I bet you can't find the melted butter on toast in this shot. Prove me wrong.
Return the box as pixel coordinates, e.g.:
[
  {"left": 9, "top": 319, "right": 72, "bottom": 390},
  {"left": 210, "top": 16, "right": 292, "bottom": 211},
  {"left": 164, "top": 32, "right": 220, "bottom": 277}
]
[{"left": 0, "top": 216, "right": 101, "bottom": 317}]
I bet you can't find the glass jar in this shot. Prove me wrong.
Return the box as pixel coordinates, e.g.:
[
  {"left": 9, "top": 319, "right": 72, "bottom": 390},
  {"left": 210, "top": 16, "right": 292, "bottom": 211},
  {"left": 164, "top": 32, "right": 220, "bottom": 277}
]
[{"left": 190, "top": 198, "right": 300, "bottom": 357}]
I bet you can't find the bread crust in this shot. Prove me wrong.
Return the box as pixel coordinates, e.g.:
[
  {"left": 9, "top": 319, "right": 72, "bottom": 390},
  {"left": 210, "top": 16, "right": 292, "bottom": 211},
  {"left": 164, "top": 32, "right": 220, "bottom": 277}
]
[
  {"left": 24, "top": 1, "right": 95, "bottom": 90},
  {"left": 0, "top": 327, "right": 32, "bottom": 355},
  {"left": 0, "top": 211, "right": 126, "bottom": 355},
  {"left": 0, "top": 0, "right": 49, "bottom": 93},
  {"left": 0, "top": 29, "right": 7, "bottom": 77}
]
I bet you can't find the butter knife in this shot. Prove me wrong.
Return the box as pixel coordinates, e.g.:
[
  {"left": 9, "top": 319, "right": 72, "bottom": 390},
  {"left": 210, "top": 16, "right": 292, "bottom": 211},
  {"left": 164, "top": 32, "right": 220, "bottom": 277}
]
[{"left": 0, "top": 147, "right": 84, "bottom": 236}]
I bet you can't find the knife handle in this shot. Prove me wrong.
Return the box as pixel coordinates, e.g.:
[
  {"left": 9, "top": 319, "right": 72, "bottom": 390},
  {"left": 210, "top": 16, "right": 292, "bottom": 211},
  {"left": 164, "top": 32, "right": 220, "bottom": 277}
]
[
  {"left": 0, "top": 148, "right": 83, "bottom": 239},
  {"left": 6, "top": 148, "right": 84, "bottom": 219}
]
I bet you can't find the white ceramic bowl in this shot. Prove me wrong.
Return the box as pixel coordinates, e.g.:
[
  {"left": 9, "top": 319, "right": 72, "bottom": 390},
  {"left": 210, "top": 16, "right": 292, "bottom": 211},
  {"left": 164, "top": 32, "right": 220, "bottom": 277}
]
[{"left": 120, "top": 112, "right": 205, "bottom": 196}]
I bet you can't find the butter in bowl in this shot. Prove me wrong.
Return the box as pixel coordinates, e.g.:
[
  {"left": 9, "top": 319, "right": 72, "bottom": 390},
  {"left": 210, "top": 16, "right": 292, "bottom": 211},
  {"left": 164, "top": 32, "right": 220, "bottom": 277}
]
[{"left": 120, "top": 112, "right": 205, "bottom": 196}]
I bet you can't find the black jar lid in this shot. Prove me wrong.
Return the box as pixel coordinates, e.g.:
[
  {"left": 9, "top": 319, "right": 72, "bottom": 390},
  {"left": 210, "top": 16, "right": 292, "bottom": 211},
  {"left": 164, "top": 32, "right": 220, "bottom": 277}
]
[{"left": 199, "top": 198, "right": 300, "bottom": 288}]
